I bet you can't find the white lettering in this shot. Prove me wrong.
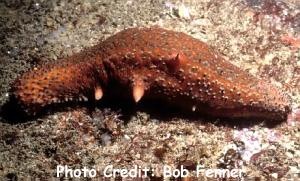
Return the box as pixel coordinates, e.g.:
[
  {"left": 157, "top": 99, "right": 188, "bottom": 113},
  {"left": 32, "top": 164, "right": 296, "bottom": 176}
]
[
  {"left": 73, "top": 169, "right": 81, "bottom": 178},
  {"left": 196, "top": 165, "right": 205, "bottom": 177},
  {"left": 65, "top": 165, "right": 73, "bottom": 177},
  {"left": 205, "top": 169, "right": 214, "bottom": 177},
  {"left": 128, "top": 165, "right": 138, "bottom": 177},
  {"left": 103, "top": 165, "right": 151, "bottom": 178},
  {"left": 119, "top": 169, "right": 128, "bottom": 177},
  {"left": 103, "top": 165, "right": 113, "bottom": 177},
  {"left": 163, "top": 165, "right": 189, "bottom": 178},
  {"left": 89, "top": 168, "right": 97, "bottom": 177},
  {"left": 56, "top": 165, "right": 65, "bottom": 177},
  {"left": 230, "top": 169, "right": 242, "bottom": 178},
  {"left": 56, "top": 165, "right": 97, "bottom": 178},
  {"left": 163, "top": 165, "right": 172, "bottom": 177}
]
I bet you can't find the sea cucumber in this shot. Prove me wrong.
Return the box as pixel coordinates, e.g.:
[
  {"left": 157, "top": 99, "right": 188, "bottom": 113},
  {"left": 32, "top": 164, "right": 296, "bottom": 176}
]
[{"left": 11, "top": 27, "right": 291, "bottom": 120}]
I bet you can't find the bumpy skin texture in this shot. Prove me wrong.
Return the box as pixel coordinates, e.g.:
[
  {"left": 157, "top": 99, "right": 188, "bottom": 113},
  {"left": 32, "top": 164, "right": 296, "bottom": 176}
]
[{"left": 12, "top": 27, "right": 291, "bottom": 120}]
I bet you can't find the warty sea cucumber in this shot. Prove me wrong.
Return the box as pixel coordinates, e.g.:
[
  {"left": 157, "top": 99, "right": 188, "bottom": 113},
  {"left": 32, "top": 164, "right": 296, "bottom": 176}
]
[{"left": 11, "top": 27, "right": 291, "bottom": 120}]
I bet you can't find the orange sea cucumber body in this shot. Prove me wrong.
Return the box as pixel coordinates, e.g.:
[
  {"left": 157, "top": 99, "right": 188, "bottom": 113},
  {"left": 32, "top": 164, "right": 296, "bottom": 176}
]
[{"left": 12, "top": 27, "right": 291, "bottom": 120}]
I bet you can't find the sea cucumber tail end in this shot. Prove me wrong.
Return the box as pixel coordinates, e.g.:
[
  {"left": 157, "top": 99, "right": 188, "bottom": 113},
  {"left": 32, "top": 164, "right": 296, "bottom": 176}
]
[{"left": 11, "top": 60, "right": 105, "bottom": 115}]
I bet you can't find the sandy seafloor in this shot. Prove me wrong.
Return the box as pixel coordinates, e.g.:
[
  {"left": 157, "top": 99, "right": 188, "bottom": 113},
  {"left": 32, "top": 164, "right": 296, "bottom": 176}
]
[{"left": 0, "top": 0, "right": 299, "bottom": 180}]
